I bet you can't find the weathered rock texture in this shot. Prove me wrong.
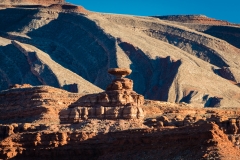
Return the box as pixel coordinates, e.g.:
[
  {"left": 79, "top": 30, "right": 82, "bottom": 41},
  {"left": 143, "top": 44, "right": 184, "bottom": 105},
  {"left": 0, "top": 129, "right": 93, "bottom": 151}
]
[
  {"left": 1, "top": 89, "right": 240, "bottom": 159},
  {"left": 0, "top": 85, "right": 82, "bottom": 124},
  {"left": 60, "top": 68, "right": 144, "bottom": 123},
  {"left": 1, "top": 123, "right": 240, "bottom": 160},
  {"left": 0, "top": 6, "right": 240, "bottom": 107},
  {"left": 154, "top": 15, "right": 232, "bottom": 25}
]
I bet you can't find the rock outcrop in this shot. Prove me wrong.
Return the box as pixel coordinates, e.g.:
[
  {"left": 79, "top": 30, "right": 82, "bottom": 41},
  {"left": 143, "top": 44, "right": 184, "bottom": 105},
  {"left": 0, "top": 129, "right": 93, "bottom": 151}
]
[
  {"left": 60, "top": 68, "right": 144, "bottom": 123},
  {"left": 0, "top": 85, "right": 81, "bottom": 124},
  {"left": 154, "top": 15, "right": 231, "bottom": 25},
  {"left": 1, "top": 84, "right": 240, "bottom": 159},
  {"left": 1, "top": 116, "right": 240, "bottom": 159}
]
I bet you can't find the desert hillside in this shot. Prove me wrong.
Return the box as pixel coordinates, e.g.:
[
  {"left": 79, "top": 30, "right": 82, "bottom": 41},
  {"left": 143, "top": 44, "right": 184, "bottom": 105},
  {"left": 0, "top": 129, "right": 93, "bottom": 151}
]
[
  {"left": 1, "top": 3, "right": 240, "bottom": 159},
  {"left": 0, "top": 4, "right": 240, "bottom": 108}
]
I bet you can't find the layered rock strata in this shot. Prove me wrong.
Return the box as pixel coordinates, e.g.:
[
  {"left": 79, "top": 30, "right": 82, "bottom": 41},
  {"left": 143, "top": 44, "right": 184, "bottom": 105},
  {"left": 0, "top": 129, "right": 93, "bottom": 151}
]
[
  {"left": 155, "top": 15, "right": 231, "bottom": 25},
  {"left": 60, "top": 68, "right": 144, "bottom": 123},
  {"left": 1, "top": 86, "right": 240, "bottom": 159},
  {"left": 0, "top": 85, "right": 81, "bottom": 124},
  {"left": 0, "top": 123, "right": 239, "bottom": 160}
]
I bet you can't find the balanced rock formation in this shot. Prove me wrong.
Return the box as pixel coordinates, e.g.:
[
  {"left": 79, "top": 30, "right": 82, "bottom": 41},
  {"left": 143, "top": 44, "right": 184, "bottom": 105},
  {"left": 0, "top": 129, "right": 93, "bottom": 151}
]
[{"left": 60, "top": 68, "right": 144, "bottom": 123}]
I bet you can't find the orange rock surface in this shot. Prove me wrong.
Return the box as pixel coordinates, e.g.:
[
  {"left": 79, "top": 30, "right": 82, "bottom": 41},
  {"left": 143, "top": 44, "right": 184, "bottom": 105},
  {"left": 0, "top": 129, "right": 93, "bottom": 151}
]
[{"left": 1, "top": 83, "right": 240, "bottom": 159}]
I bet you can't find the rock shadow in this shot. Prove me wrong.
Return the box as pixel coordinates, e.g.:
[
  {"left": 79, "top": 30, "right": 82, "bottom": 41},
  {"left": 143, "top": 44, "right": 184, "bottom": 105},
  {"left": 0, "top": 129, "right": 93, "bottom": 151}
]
[
  {"left": 26, "top": 12, "right": 118, "bottom": 89},
  {"left": 203, "top": 26, "right": 240, "bottom": 49},
  {"left": 213, "top": 67, "right": 237, "bottom": 83},
  {"left": 204, "top": 96, "right": 223, "bottom": 108},
  {"left": 10, "top": 124, "right": 213, "bottom": 160},
  {"left": 0, "top": 10, "right": 118, "bottom": 90},
  {"left": 0, "top": 105, "right": 48, "bottom": 124},
  {"left": 139, "top": 19, "right": 230, "bottom": 68},
  {"left": 62, "top": 83, "right": 78, "bottom": 93},
  {"left": 0, "top": 8, "right": 39, "bottom": 32},
  {"left": 118, "top": 40, "right": 181, "bottom": 101},
  {"left": 180, "top": 91, "right": 198, "bottom": 103},
  {"left": 0, "top": 44, "right": 42, "bottom": 91}
]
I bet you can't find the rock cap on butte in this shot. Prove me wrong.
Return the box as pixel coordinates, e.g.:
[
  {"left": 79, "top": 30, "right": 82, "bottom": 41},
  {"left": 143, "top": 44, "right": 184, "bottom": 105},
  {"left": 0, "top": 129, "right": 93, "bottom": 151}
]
[{"left": 108, "top": 68, "right": 132, "bottom": 78}]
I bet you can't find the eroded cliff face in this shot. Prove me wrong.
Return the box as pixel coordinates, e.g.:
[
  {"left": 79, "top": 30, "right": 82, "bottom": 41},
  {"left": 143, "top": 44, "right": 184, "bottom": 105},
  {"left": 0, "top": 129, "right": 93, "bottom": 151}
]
[
  {"left": 1, "top": 86, "right": 240, "bottom": 159},
  {"left": 0, "top": 5, "right": 240, "bottom": 107},
  {"left": 1, "top": 123, "right": 239, "bottom": 160},
  {"left": 0, "top": 85, "right": 82, "bottom": 124}
]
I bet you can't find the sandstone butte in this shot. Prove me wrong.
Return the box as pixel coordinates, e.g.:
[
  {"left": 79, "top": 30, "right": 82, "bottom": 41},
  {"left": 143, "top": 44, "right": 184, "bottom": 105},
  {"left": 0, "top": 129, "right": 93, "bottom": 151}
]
[{"left": 0, "top": 0, "right": 240, "bottom": 159}]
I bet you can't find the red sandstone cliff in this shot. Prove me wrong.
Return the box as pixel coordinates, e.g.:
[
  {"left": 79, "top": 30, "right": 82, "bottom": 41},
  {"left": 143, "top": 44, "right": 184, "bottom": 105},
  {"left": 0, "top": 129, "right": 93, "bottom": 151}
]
[{"left": 1, "top": 85, "right": 240, "bottom": 159}]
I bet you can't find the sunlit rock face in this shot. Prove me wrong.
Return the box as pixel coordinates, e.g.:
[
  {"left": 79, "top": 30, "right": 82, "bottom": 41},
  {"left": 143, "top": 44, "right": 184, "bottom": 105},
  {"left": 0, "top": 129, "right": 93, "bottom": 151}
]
[{"left": 60, "top": 68, "right": 145, "bottom": 123}]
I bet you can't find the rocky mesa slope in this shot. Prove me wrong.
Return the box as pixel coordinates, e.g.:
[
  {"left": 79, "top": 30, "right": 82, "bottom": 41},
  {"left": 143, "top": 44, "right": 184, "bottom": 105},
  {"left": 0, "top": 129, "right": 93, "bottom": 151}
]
[
  {"left": 1, "top": 84, "right": 240, "bottom": 159},
  {"left": 0, "top": 4, "right": 240, "bottom": 108}
]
